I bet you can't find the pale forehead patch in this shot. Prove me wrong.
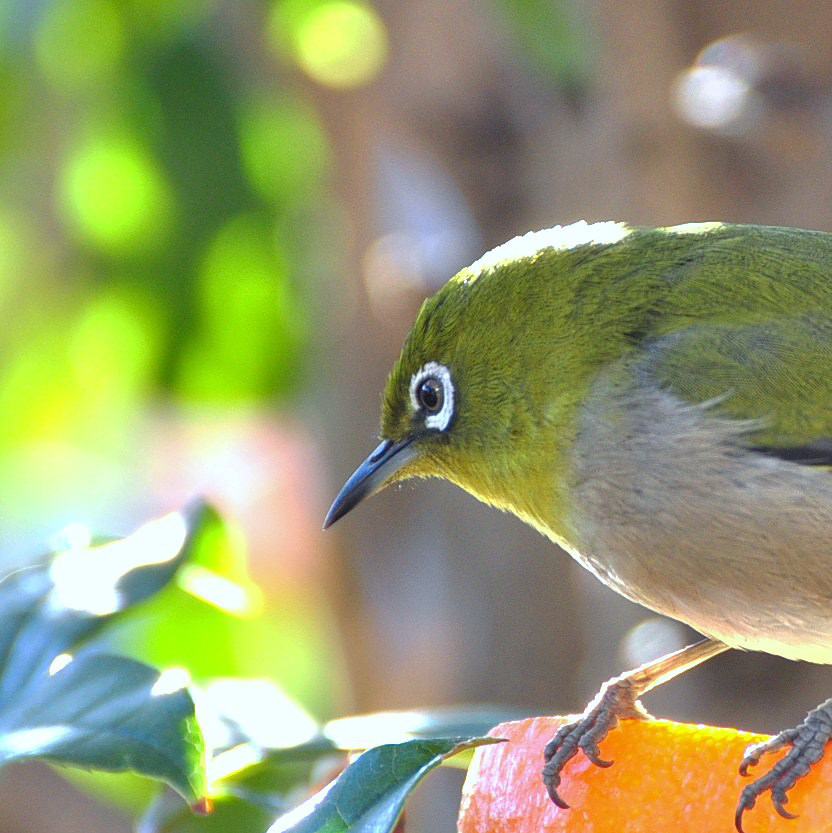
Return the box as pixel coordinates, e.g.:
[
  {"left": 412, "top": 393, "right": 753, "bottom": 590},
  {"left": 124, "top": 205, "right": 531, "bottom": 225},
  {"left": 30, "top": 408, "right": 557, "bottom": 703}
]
[
  {"left": 663, "top": 221, "right": 724, "bottom": 235},
  {"left": 462, "top": 220, "right": 632, "bottom": 279}
]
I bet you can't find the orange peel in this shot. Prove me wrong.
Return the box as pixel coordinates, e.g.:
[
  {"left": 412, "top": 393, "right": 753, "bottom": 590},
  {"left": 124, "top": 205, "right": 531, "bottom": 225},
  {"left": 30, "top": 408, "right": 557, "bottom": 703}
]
[{"left": 457, "top": 716, "right": 832, "bottom": 832}]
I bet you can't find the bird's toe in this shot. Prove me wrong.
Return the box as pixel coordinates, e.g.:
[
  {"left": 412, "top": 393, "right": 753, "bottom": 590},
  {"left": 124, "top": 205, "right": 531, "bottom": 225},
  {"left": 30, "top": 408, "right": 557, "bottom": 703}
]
[{"left": 735, "top": 697, "right": 832, "bottom": 831}]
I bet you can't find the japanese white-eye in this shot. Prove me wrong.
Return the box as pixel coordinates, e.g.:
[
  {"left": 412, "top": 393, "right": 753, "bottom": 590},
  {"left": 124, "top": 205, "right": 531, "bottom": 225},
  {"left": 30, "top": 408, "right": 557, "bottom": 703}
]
[{"left": 325, "top": 220, "right": 832, "bottom": 831}]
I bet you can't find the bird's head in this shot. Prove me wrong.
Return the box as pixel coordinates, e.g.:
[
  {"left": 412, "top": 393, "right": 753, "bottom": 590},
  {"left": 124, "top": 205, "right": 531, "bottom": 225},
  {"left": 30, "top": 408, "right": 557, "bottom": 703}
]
[
  {"left": 324, "top": 220, "right": 645, "bottom": 530},
  {"left": 323, "top": 271, "right": 494, "bottom": 528}
]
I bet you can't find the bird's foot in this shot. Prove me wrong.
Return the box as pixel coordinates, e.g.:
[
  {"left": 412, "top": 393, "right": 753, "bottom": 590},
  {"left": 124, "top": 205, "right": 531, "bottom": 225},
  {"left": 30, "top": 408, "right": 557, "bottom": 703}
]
[
  {"left": 542, "top": 675, "right": 650, "bottom": 808},
  {"left": 735, "top": 697, "right": 832, "bottom": 833}
]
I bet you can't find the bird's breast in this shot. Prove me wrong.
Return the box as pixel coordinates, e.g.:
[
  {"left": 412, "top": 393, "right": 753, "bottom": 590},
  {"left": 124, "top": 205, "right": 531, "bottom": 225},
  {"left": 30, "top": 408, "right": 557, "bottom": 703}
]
[{"left": 561, "top": 369, "right": 832, "bottom": 664}]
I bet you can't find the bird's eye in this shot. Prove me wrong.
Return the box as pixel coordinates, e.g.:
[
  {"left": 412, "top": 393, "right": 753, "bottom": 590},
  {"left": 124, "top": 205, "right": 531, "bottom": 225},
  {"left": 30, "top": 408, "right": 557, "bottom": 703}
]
[
  {"left": 409, "top": 362, "right": 455, "bottom": 432},
  {"left": 418, "top": 378, "right": 443, "bottom": 413}
]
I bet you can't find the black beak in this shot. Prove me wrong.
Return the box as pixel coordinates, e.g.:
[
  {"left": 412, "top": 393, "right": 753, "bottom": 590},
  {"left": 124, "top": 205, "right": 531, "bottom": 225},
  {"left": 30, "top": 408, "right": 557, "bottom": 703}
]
[{"left": 323, "top": 437, "right": 417, "bottom": 528}]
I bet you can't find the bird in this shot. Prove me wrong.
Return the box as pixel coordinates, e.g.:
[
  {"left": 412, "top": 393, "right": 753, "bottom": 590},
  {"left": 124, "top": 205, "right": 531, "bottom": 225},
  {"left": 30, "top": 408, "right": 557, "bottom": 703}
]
[{"left": 324, "top": 220, "right": 832, "bottom": 832}]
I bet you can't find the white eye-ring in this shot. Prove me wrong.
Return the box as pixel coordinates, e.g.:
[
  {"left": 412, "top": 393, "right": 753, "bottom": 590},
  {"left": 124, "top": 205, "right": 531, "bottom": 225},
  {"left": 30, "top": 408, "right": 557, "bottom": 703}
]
[{"left": 409, "top": 362, "right": 455, "bottom": 431}]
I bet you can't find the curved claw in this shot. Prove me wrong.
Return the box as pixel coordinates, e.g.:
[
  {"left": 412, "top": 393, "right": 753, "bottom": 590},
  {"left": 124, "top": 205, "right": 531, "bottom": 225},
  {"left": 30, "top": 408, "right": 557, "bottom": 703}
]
[
  {"left": 734, "top": 702, "right": 832, "bottom": 832},
  {"left": 581, "top": 742, "right": 613, "bottom": 768},
  {"left": 738, "top": 745, "right": 763, "bottom": 777},
  {"left": 735, "top": 790, "right": 755, "bottom": 833},
  {"left": 544, "top": 773, "right": 570, "bottom": 810},
  {"left": 773, "top": 795, "right": 798, "bottom": 821},
  {"left": 738, "top": 758, "right": 755, "bottom": 778}
]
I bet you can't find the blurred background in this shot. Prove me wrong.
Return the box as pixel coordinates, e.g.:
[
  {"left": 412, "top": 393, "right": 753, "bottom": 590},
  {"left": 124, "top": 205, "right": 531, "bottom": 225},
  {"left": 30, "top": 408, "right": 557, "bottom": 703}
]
[{"left": 1, "top": 0, "right": 832, "bottom": 830}]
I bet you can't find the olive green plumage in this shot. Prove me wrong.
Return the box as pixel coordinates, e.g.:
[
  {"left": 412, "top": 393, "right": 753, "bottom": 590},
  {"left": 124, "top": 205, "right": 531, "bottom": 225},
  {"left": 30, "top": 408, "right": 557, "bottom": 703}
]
[
  {"left": 379, "top": 221, "right": 832, "bottom": 547},
  {"left": 387, "top": 221, "right": 832, "bottom": 443}
]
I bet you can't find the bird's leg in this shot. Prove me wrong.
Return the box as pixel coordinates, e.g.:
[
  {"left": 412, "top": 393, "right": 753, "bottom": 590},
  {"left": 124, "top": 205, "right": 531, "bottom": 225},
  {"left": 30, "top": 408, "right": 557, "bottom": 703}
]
[
  {"left": 735, "top": 697, "right": 832, "bottom": 833},
  {"left": 543, "top": 636, "right": 729, "bottom": 808}
]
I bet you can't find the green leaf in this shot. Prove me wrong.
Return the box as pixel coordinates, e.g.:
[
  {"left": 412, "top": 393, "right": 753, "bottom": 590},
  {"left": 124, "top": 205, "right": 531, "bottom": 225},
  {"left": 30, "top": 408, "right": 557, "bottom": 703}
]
[
  {"left": 0, "top": 653, "right": 204, "bottom": 801},
  {"left": 0, "top": 503, "right": 213, "bottom": 804},
  {"left": 270, "top": 737, "right": 500, "bottom": 833},
  {"left": 138, "top": 746, "right": 317, "bottom": 833},
  {"left": 0, "top": 502, "right": 210, "bottom": 701}
]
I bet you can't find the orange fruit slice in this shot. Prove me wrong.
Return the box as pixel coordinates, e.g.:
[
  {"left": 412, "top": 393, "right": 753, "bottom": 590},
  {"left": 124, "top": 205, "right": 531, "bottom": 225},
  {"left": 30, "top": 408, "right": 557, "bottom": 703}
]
[{"left": 457, "top": 716, "right": 832, "bottom": 832}]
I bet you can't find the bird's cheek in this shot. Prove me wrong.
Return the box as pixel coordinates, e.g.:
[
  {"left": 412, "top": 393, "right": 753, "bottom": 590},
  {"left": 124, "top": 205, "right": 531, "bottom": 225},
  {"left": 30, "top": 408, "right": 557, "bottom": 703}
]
[
  {"left": 396, "top": 455, "right": 436, "bottom": 481},
  {"left": 395, "top": 444, "right": 451, "bottom": 482}
]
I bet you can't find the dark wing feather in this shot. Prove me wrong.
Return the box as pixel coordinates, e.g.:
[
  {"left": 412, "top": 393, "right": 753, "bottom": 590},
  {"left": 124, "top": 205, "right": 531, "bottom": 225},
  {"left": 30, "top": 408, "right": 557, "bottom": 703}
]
[{"left": 637, "top": 315, "right": 832, "bottom": 454}]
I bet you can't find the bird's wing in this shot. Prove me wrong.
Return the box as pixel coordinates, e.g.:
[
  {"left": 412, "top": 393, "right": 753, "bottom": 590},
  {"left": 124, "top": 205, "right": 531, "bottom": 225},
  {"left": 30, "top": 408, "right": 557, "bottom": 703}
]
[{"left": 637, "top": 313, "right": 832, "bottom": 462}]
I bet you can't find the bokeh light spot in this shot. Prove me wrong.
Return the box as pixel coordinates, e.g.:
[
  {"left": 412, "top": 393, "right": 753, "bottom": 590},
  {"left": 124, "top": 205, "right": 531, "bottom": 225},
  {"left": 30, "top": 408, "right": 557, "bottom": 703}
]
[
  {"left": 34, "top": 0, "right": 125, "bottom": 91},
  {"left": 178, "top": 563, "right": 262, "bottom": 616},
  {"left": 238, "top": 97, "right": 330, "bottom": 202},
  {"left": 48, "top": 653, "right": 74, "bottom": 675},
  {"left": 619, "top": 617, "right": 689, "bottom": 669},
  {"left": 270, "top": 0, "right": 388, "bottom": 89},
  {"left": 674, "top": 65, "right": 754, "bottom": 132},
  {"left": 151, "top": 666, "right": 192, "bottom": 697},
  {"left": 58, "top": 134, "right": 173, "bottom": 254},
  {"left": 200, "top": 678, "right": 318, "bottom": 752},
  {"left": 48, "top": 511, "right": 188, "bottom": 616},
  {"left": 178, "top": 214, "right": 306, "bottom": 401},
  {"left": 673, "top": 35, "right": 768, "bottom": 137},
  {"left": 68, "top": 288, "right": 161, "bottom": 400}
]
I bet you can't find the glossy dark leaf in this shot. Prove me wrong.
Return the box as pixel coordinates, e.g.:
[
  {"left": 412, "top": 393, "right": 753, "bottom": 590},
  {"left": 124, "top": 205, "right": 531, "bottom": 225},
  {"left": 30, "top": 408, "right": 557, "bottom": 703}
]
[
  {"left": 0, "top": 504, "right": 213, "bottom": 803},
  {"left": 138, "top": 749, "right": 317, "bottom": 833},
  {"left": 0, "top": 653, "right": 204, "bottom": 801},
  {"left": 0, "top": 503, "right": 211, "bottom": 701},
  {"left": 271, "top": 737, "right": 500, "bottom": 833}
]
